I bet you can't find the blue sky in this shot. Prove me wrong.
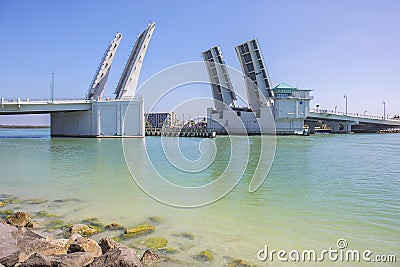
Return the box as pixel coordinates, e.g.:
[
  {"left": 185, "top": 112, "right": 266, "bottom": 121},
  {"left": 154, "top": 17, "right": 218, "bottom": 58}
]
[{"left": 0, "top": 0, "right": 399, "bottom": 124}]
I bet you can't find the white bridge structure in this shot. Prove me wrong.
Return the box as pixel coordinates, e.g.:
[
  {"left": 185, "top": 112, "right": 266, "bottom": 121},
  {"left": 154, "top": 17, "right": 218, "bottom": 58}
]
[
  {"left": 203, "top": 38, "right": 400, "bottom": 135},
  {"left": 0, "top": 22, "right": 156, "bottom": 137},
  {"left": 306, "top": 109, "right": 400, "bottom": 133}
]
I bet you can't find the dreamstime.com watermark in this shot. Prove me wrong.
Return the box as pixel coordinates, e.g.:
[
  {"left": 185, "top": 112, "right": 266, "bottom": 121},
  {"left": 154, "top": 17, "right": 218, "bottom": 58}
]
[{"left": 257, "top": 239, "right": 396, "bottom": 263}]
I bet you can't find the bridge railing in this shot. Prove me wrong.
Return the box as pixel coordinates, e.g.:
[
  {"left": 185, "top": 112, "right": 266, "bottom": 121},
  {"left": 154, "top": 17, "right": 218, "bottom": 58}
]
[
  {"left": 0, "top": 96, "right": 143, "bottom": 104},
  {"left": 0, "top": 97, "right": 91, "bottom": 104},
  {"left": 310, "top": 109, "right": 385, "bottom": 120}
]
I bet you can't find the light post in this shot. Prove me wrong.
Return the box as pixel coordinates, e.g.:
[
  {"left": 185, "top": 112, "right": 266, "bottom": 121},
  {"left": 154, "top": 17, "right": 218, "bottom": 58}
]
[
  {"left": 382, "top": 101, "right": 386, "bottom": 120},
  {"left": 344, "top": 95, "right": 348, "bottom": 115},
  {"left": 50, "top": 71, "right": 55, "bottom": 103},
  {"left": 334, "top": 106, "right": 337, "bottom": 113}
]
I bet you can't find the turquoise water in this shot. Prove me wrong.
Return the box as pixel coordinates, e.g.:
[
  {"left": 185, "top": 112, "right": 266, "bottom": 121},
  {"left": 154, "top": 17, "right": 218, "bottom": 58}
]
[{"left": 0, "top": 128, "right": 399, "bottom": 266}]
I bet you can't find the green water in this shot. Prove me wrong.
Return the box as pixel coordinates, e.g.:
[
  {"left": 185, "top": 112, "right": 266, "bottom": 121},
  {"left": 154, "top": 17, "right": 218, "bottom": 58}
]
[{"left": 0, "top": 128, "right": 398, "bottom": 266}]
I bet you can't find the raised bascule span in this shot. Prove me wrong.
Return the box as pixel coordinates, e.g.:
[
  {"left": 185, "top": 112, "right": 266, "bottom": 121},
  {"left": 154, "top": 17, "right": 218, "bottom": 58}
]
[
  {"left": 201, "top": 46, "right": 236, "bottom": 112},
  {"left": 235, "top": 38, "right": 273, "bottom": 114},
  {"left": 86, "top": 32, "right": 122, "bottom": 100},
  {"left": 115, "top": 22, "right": 155, "bottom": 100}
]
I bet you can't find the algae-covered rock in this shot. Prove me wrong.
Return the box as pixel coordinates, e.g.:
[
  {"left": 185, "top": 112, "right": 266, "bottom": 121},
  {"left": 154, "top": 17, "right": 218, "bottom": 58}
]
[
  {"left": 25, "top": 198, "right": 48, "bottom": 205},
  {"left": 70, "top": 224, "right": 98, "bottom": 236},
  {"left": 53, "top": 197, "right": 81, "bottom": 203},
  {"left": 25, "top": 220, "right": 41, "bottom": 229},
  {"left": 6, "top": 211, "right": 31, "bottom": 227},
  {"left": 1, "top": 197, "right": 21, "bottom": 205},
  {"left": 9, "top": 199, "right": 21, "bottom": 204},
  {"left": 105, "top": 222, "right": 124, "bottom": 230},
  {"left": 147, "top": 216, "right": 166, "bottom": 224},
  {"left": 193, "top": 250, "right": 214, "bottom": 263},
  {"left": 81, "top": 217, "right": 105, "bottom": 229},
  {"left": 0, "top": 201, "right": 5, "bottom": 207},
  {"left": 158, "top": 247, "right": 178, "bottom": 254},
  {"left": 46, "top": 219, "right": 66, "bottom": 230},
  {"left": 144, "top": 237, "right": 168, "bottom": 250},
  {"left": 35, "top": 210, "right": 58, "bottom": 218},
  {"left": 174, "top": 232, "right": 195, "bottom": 240},
  {"left": 125, "top": 224, "right": 155, "bottom": 237},
  {"left": 225, "top": 259, "right": 257, "bottom": 267},
  {"left": 0, "top": 209, "right": 14, "bottom": 216}
]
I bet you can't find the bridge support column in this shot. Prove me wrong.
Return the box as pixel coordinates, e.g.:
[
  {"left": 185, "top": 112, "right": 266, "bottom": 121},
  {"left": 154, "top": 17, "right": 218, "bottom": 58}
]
[{"left": 328, "top": 121, "right": 357, "bottom": 133}]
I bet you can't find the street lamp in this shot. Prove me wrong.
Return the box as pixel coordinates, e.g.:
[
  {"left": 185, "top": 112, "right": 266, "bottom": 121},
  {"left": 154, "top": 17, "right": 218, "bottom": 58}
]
[
  {"left": 382, "top": 101, "right": 386, "bottom": 120},
  {"left": 344, "top": 95, "right": 348, "bottom": 115},
  {"left": 334, "top": 106, "right": 338, "bottom": 113}
]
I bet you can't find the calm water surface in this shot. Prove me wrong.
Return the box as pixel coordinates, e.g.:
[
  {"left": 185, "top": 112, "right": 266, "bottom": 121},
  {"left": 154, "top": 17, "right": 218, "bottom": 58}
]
[{"left": 0, "top": 128, "right": 398, "bottom": 266}]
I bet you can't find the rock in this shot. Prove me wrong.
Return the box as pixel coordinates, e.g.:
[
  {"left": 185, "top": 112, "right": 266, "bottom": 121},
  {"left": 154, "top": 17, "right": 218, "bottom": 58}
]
[
  {"left": 25, "top": 221, "right": 40, "bottom": 229},
  {"left": 0, "top": 218, "right": 5, "bottom": 224},
  {"left": 66, "top": 234, "right": 102, "bottom": 257},
  {"left": 0, "top": 226, "right": 68, "bottom": 264},
  {"left": 45, "top": 219, "right": 65, "bottom": 230},
  {"left": 174, "top": 232, "right": 195, "bottom": 240},
  {"left": 225, "top": 259, "right": 257, "bottom": 267},
  {"left": 34, "top": 210, "right": 58, "bottom": 218},
  {"left": 24, "top": 198, "right": 47, "bottom": 205},
  {"left": 147, "top": 216, "right": 165, "bottom": 224},
  {"left": 140, "top": 250, "right": 161, "bottom": 266},
  {"left": 193, "top": 250, "right": 214, "bottom": 263},
  {"left": 19, "top": 252, "right": 94, "bottom": 267},
  {"left": 88, "top": 247, "right": 142, "bottom": 267},
  {"left": 6, "top": 212, "right": 31, "bottom": 227},
  {"left": 98, "top": 237, "right": 122, "bottom": 254},
  {"left": 125, "top": 224, "right": 155, "bottom": 238},
  {"left": 0, "top": 209, "right": 14, "bottom": 218},
  {"left": 81, "top": 217, "right": 105, "bottom": 229},
  {"left": 105, "top": 223, "right": 124, "bottom": 230},
  {"left": 112, "top": 236, "right": 121, "bottom": 242},
  {"left": 53, "top": 198, "right": 81, "bottom": 203},
  {"left": 0, "top": 202, "right": 5, "bottom": 208},
  {"left": 16, "top": 234, "right": 68, "bottom": 262},
  {"left": 0, "top": 252, "right": 19, "bottom": 267},
  {"left": 158, "top": 247, "right": 178, "bottom": 254},
  {"left": 69, "top": 224, "right": 98, "bottom": 236},
  {"left": 143, "top": 237, "right": 168, "bottom": 250}
]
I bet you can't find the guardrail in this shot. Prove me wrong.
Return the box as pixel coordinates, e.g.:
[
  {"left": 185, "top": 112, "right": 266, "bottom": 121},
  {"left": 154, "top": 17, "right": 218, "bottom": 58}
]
[
  {"left": 310, "top": 109, "right": 385, "bottom": 120},
  {"left": 0, "top": 97, "right": 90, "bottom": 103},
  {"left": 0, "top": 96, "right": 143, "bottom": 104}
]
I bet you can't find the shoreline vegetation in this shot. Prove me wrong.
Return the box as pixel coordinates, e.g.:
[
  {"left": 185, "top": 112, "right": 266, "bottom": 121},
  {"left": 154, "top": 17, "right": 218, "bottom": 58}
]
[
  {"left": 0, "top": 125, "right": 50, "bottom": 129},
  {"left": 0, "top": 194, "right": 256, "bottom": 267}
]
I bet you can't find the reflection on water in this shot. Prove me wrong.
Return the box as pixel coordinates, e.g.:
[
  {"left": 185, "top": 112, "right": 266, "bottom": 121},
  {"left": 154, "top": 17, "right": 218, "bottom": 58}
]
[{"left": 0, "top": 129, "right": 399, "bottom": 266}]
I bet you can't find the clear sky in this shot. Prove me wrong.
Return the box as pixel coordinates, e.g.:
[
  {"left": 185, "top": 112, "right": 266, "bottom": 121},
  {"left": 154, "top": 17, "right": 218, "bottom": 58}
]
[{"left": 0, "top": 0, "right": 399, "bottom": 125}]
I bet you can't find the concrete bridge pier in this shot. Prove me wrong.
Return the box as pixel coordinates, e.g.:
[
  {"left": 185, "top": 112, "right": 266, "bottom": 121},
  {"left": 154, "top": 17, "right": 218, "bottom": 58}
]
[{"left": 328, "top": 121, "right": 357, "bottom": 133}]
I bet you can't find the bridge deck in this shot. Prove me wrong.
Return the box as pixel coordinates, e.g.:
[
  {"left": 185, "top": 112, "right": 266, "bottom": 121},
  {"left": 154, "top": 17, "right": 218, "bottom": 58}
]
[
  {"left": 0, "top": 99, "right": 93, "bottom": 115},
  {"left": 308, "top": 110, "right": 400, "bottom": 127}
]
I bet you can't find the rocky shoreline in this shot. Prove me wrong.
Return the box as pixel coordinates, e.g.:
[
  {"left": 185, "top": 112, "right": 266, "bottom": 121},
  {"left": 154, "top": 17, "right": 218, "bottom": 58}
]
[
  {"left": 0, "top": 212, "right": 169, "bottom": 267},
  {"left": 0, "top": 195, "right": 256, "bottom": 267}
]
